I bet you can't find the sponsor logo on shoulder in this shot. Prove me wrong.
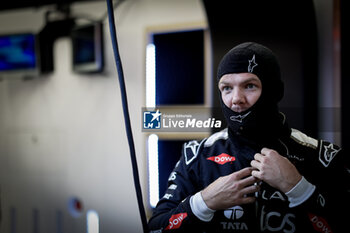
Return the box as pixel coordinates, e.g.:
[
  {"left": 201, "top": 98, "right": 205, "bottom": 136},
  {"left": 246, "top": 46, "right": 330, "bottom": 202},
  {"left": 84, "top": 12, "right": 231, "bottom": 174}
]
[
  {"left": 165, "top": 213, "right": 188, "bottom": 230},
  {"left": 319, "top": 141, "right": 341, "bottom": 167},
  {"left": 207, "top": 153, "right": 236, "bottom": 165},
  {"left": 184, "top": 140, "right": 201, "bottom": 165}
]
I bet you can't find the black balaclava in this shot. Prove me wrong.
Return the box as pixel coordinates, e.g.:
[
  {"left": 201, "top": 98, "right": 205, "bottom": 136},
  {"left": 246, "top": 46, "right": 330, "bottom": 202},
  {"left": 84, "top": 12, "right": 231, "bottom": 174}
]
[{"left": 217, "top": 42, "right": 286, "bottom": 146}]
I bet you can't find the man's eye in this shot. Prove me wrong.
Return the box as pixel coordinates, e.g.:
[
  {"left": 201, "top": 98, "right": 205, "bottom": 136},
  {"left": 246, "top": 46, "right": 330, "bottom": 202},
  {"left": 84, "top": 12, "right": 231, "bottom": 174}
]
[
  {"left": 246, "top": 83, "right": 256, "bottom": 89},
  {"left": 222, "top": 86, "right": 232, "bottom": 91}
]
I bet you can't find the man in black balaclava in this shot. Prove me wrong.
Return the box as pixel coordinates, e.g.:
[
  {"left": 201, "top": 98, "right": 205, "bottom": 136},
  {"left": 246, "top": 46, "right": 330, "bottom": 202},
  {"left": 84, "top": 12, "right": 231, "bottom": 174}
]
[
  {"left": 202, "top": 41, "right": 304, "bottom": 212},
  {"left": 148, "top": 42, "right": 349, "bottom": 233},
  {"left": 217, "top": 42, "right": 286, "bottom": 148}
]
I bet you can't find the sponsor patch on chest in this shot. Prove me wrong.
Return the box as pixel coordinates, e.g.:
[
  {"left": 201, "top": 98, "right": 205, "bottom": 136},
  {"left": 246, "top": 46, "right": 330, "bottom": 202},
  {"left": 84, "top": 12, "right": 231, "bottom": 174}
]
[
  {"left": 207, "top": 153, "right": 236, "bottom": 165},
  {"left": 165, "top": 213, "right": 188, "bottom": 230}
]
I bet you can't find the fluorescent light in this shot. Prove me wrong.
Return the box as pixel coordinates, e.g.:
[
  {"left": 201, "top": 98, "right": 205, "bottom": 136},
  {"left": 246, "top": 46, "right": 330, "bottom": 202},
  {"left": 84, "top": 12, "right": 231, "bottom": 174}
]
[
  {"left": 87, "top": 210, "right": 99, "bottom": 233},
  {"left": 148, "top": 134, "right": 159, "bottom": 208},
  {"left": 146, "top": 43, "right": 156, "bottom": 108}
]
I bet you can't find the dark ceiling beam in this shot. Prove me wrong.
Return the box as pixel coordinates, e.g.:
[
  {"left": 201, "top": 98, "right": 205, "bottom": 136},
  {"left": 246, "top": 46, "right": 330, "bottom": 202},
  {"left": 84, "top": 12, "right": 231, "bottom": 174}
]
[{"left": 0, "top": 0, "right": 100, "bottom": 12}]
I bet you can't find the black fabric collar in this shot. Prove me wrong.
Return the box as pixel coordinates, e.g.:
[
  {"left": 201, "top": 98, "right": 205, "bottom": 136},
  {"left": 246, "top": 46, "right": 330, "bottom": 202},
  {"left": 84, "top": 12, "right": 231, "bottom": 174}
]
[{"left": 222, "top": 100, "right": 291, "bottom": 151}]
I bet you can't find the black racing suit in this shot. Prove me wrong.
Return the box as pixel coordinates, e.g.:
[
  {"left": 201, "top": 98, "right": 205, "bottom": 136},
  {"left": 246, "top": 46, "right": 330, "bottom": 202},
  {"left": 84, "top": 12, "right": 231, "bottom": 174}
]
[{"left": 148, "top": 126, "right": 349, "bottom": 232}]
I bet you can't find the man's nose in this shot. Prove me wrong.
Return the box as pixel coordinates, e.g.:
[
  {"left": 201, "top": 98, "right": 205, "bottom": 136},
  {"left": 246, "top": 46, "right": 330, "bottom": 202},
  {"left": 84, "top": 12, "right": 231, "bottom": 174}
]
[{"left": 231, "top": 88, "right": 245, "bottom": 106}]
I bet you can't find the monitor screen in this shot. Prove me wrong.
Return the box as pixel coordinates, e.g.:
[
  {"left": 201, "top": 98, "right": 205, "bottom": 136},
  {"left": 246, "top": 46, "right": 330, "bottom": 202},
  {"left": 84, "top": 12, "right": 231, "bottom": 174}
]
[
  {"left": 0, "top": 33, "right": 38, "bottom": 76},
  {"left": 71, "top": 22, "right": 104, "bottom": 73}
]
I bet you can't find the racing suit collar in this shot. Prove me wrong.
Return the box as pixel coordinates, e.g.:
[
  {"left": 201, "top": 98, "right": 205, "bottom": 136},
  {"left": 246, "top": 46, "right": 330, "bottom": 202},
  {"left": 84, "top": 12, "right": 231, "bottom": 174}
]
[{"left": 222, "top": 99, "right": 290, "bottom": 150}]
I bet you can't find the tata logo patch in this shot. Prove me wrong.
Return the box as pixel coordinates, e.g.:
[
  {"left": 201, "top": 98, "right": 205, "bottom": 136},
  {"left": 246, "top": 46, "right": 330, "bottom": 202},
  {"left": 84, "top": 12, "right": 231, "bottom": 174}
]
[
  {"left": 224, "top": 206, "right": 244, "bottom": 220},
  {"left": 207, "top": 153, "right": 236, "bottom": 165},
  {"left": 165, "top": 213, "right": 188, "bottom": 230},
  {"left": 143, "top": 110, "right": 161, "bottom": 129}
]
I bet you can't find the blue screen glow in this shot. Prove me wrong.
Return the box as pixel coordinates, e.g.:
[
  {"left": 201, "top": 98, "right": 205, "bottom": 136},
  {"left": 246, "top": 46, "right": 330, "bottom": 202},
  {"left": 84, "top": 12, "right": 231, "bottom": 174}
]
[{"left": 0, "top": 34, "right": 37, "bottom": 71}]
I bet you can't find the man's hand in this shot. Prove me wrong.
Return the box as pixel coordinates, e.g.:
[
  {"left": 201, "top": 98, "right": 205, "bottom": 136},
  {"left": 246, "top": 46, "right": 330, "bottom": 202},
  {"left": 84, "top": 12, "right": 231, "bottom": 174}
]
[
  {"left": 250, "top": 148, "right": 302, "bottom": 193},
  {"left": 201, "top": 167, "right": 259, "bottom": 210}
]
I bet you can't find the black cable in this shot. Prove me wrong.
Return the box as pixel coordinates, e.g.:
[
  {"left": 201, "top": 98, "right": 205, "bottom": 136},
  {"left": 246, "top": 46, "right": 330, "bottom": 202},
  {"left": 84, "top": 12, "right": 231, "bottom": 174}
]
[
  {"left": 101, "top": 0, "right": 126, "bottom": 21},
  {"left": 105, "top": 0, "right": 148, "bottom": 232}
]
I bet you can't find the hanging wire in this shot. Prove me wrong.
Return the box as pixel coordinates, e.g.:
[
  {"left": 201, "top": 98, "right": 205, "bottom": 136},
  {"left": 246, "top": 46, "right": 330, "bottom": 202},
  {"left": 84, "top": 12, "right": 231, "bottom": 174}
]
[{"left": 105, "top": 0, "right": 148, "bottom": 232}]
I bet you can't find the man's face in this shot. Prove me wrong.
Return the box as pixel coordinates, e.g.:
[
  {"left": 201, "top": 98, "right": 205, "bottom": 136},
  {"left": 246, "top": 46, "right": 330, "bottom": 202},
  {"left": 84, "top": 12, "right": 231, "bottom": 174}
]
[{"left": 218, "top": 73, "right": 262, "bottom": 113}]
